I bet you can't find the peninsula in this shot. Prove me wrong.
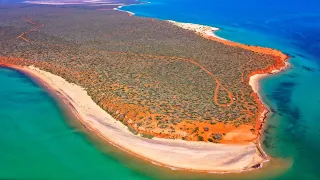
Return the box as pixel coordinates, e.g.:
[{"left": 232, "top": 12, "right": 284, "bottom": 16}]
[{"left": 0, "top": 3, "right": 288, "bottom": 172}]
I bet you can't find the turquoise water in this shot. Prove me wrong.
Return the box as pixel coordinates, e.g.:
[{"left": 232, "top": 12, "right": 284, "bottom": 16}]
[{"left": 0, "top": 68, "right": 154, "bottom": 180}]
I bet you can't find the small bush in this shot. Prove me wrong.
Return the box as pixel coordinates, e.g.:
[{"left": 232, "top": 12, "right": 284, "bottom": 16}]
[
  {"left": 141, "top": 133, "right": 154, "bottom": 139},
  {"left": 213, "top": 133, "right": 222, "bottom": 141},
  {"left": 128, "top": 126, "right": 138, "bottom": 135},
  {"left": 193, "top": 126, "right": 199, "bottom": 133}
]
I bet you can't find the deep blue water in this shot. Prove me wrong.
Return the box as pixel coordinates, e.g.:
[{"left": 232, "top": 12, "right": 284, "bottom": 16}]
[{"left": 123, "top": 0, "right": 320, "bottom": 63}]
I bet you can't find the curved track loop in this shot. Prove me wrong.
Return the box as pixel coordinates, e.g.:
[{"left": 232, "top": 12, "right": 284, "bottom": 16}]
[{"left": 16, "top": 17, "right": 235, "bottom": 107}]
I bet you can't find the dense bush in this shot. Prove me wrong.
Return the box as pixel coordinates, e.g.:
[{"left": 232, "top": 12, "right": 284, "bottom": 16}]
[{"left": 0, "top": 6, "right": 276, "bottom": 142}]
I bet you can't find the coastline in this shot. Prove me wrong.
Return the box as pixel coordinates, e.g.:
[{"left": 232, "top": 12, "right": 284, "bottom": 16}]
[
  {"left": 165, "top": 20, "right": 290, "bottom": 168},
  {"left": 114, "top": 5, "right": 135, "bottom": 16},
  {"left": 0, "top": 62, "right": 267, "bottom": 173},
  {"left": 114, "top": 1, "right": 151, "bottom": 16},
  {"left": 115, "top": 5, "right": 289, "bottom": 145},
  {"left": 113, "top": 10, "right": 290, "bottom": 142}
]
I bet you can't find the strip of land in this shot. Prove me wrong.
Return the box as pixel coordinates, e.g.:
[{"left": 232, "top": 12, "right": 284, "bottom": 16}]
[{"left": 9, "top": 64, "right": 266, "bottom": 172}]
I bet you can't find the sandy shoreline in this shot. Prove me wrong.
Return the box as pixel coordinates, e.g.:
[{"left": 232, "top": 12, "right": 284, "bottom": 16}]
[
  {"left": 114, "top": 5, "right": 135, "bottom": 16},
  {"left": 0, "top": 64, "right": 267, "bottom": 173}
]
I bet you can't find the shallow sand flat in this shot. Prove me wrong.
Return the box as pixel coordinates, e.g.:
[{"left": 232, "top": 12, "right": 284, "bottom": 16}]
[{"left": 19, "top": 65, "right": 266, "bottom": 172}]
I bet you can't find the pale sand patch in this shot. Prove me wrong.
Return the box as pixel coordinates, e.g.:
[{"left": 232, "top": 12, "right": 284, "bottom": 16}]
[
  {"left": 249, "top": 74, "right": 268, "bottom": 94},
  {"left": 20, "top": 65, "right": 266, "bottom": 172},
  {"left": 113, "top": 5, "right": 135, "bottom": 16},
  {"left": 249, "top": 61, "right": 290, "bottom": 95},
  {"left": 168, "top": 20, "right": 226, "bottom": 40}
]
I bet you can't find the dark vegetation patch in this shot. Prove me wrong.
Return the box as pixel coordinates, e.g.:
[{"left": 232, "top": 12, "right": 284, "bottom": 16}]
[{"left": 0, "top": 6, "right": 277, "bottom": 141}]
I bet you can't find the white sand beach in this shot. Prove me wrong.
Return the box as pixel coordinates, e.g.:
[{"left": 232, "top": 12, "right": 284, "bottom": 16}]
[
  {"left": 17, "top": 65, "right": 267, "bottom": 173},
  {"left": 168, "top": 20, "right": 226, "bottom": 40}
]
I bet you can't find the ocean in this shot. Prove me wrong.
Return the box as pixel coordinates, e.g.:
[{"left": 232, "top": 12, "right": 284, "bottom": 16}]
[
  {"left": 0, "top": 0, "right": 320, "bottom": 179},
  {"left": 0, "top": 67, "right": 156, "bottom": 179}
]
